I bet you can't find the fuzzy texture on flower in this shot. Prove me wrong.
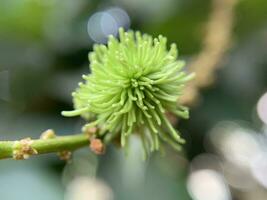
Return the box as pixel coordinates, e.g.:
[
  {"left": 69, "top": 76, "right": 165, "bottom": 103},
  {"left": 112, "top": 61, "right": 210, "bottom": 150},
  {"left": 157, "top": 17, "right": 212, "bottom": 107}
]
[{"left": 62, "top": 28, "right": 194, "bottom": 159}]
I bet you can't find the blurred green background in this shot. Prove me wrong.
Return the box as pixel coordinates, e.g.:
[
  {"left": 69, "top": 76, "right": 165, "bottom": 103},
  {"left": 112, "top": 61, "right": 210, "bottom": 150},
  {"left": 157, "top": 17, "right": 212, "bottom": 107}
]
[{"left": 0, "top": 0, "right": 267, "bottom": 200}]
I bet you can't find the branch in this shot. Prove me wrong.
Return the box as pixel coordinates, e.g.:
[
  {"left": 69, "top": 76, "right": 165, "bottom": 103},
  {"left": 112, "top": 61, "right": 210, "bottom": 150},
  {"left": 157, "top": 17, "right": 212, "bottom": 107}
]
[
  {"left": 181, "top": 0, "right": 238, "bottom": 105},
  {"left": 0, "top": 133, "right": 89, "bottom": 160}
]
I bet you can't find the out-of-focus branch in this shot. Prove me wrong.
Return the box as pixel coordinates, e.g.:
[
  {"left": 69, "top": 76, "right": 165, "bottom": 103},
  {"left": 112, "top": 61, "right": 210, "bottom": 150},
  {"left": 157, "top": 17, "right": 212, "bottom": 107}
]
[{"left": 181, "top": 0, "right": 239, "bottom": 105}]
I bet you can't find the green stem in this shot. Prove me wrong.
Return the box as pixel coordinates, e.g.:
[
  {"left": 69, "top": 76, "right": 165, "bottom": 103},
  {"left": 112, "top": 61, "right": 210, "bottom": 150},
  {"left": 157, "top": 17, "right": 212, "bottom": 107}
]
[{"left": 0, "top": 133, "right": 89, "bottom": 160}]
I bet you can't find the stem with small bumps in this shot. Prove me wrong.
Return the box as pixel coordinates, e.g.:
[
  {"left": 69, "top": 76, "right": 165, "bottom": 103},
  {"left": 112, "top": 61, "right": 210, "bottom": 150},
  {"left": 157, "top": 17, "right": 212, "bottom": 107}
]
[{"left": 0, "top": 133, "right": 89, "bottom": 160}]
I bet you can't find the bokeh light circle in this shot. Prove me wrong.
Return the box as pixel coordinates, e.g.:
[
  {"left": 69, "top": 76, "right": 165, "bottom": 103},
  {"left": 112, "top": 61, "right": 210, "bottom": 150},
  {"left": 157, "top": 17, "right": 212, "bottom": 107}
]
[
  {"left": 257, "top": 92, "right": 267, "bottom": 124},
  {"left": 87, "top": 7, "right": 130, "bottom": 43},
  {"left": 187, "top": 169, "right": 231, "bottom": 200}
]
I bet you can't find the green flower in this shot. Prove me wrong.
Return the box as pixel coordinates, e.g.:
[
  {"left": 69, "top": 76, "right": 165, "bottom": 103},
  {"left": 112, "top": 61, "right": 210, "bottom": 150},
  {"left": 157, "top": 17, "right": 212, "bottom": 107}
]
[{"left": 62, "top": 28, "right": 194, "bottom": 158}]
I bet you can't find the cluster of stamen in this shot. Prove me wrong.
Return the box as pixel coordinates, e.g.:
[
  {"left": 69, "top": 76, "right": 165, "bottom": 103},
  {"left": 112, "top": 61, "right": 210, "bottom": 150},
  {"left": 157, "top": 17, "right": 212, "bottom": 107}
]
[{"left": 62, "top": 28, "right": 193, "bottom": 159}]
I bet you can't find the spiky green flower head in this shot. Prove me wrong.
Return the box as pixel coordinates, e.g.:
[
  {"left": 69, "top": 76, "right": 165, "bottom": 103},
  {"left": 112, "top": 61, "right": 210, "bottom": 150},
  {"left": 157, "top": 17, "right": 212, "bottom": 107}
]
[{"left": 62, "top": 28, "right": 194, "bottom": 158}]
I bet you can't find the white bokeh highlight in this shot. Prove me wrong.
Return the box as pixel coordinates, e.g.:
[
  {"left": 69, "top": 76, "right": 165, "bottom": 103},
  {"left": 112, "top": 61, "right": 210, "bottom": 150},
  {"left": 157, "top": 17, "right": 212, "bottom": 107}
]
[
  {"left": 257, "top": 92, "right": 267, "bottom": 124},
  {"left": 187, "top": 169, "right": 231, "bottom": 200},
  {"left": 250, "top": 152, "right": 267, "bottom": 189},
  {"left": 208, "top": 121, "right": 261, "bottom": 168},
  {"left": 87, "top": 7, "right": 130, "bottom": 43},
  {"left": 65, "top": 177, "right": 113, "bottom": 200}
]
